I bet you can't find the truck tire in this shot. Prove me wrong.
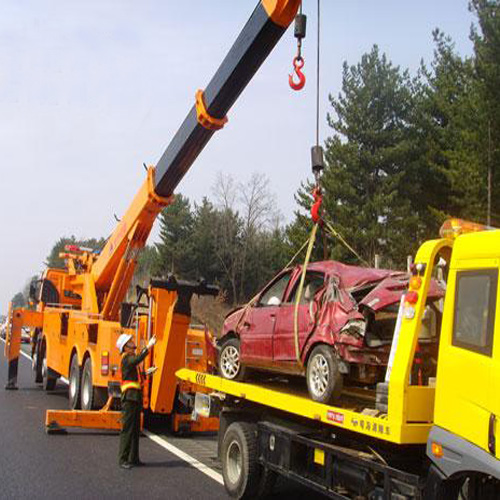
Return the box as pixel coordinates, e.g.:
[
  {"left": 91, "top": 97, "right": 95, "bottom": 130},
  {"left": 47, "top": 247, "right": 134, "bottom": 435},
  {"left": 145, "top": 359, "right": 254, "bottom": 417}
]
[
  {"left": 306, "top": 345, "right": 343, "bottom": 404},
  {"left": 32, "top": 338, "right": 43, "bottom": 384},
  {"left": 451, "top": 473, "right": 500, "bottom": 499},
  {"left": 41, "top": 344, "right": 57, "bottom": 391},
  {"left": 219, "top": 338, "right": 247, "bottom": 381},
  {"left": 221, "top": 422, "right": 262, "bottom": 499},
  {"left": 81, "top": 357, "right": 107, "bottom": 410},
  {"left": 68, "top": 354, "right": 81, "bottom": 410}
]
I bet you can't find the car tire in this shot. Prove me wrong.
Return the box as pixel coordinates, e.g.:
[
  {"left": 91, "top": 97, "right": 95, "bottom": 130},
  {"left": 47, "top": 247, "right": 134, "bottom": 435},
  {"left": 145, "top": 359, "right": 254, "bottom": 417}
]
[
  {"left": 306, "top": 345, "right": 343, "bottom": 404},
  {"left": 221, "top": 422, "right": 262, "bottom": 499},
  {"left": 219, "top": 338, "right": 247, "bottom": 381},
  {"left": 81, "top": 357, "right": 107, "bottom": 410},
  {"left": 68, "top": 354, "right": 81, "bottom": 410},
  {"left": 41, "top": 344, "right": 57, "bottom": 391}
]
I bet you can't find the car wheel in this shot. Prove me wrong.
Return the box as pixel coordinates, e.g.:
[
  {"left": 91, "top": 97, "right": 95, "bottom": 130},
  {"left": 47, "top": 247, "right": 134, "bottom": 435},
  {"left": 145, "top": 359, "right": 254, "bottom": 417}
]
[
  {"left": 41, "top": 344, "right": 57, "bottom": 391},
  {"left": 68, "top": 354, "right": 81, "bottom": 410},
  {"left": 306, "top": 345, "right": 343, "bottom": 404},
  {"left": 219, "top": 338, "right": 246, "bottom": 381}
]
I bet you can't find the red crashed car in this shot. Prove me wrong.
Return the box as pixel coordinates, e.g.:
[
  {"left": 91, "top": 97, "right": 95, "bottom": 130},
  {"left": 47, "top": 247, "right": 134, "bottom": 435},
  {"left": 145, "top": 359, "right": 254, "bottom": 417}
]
[{"left": 218, "top": 261, "right": 443, "bottom": 403}]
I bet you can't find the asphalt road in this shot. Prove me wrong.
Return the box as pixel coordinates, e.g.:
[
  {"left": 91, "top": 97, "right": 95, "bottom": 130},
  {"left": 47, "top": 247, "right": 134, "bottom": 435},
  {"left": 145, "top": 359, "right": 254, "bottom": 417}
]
[
  {"left": 0, "top": 344, "right": 226, "bottom": 500},
  {"left": 0, "top": 341, "right": 328, "bottom": 499}
]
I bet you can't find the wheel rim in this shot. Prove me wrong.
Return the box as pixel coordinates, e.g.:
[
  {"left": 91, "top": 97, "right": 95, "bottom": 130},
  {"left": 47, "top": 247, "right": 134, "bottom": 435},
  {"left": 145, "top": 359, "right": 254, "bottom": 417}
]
[
  {"left": 42, "top": 356, "right": 47, "bottom": 379},
  {"left": 309, "top": 353, "right": 329, "bottom": 398},
  {"left": 82, "top": 372, "right": 90, "bottom": 408},
  {"left": 226, "top": 440, "right": 242, "bottom": 485},
  {"left": 221, "top": 345, "right": 240, "bottom": 379},
  {"left": 69, "top": 365, "right": 77, "bottom": 400}
]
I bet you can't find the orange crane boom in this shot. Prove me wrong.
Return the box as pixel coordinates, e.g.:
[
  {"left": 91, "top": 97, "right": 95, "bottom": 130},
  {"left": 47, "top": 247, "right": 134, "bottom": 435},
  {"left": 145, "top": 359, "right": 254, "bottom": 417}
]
[{"left": 4, "top": 1, "right": 302, "bottom": 432}]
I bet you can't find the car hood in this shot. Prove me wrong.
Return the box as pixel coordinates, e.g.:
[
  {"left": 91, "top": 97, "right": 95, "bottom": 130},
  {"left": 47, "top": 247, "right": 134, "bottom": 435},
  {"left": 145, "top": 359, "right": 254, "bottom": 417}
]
[{"left": 223, "top": 306, "right": 246, "bottom": 332}]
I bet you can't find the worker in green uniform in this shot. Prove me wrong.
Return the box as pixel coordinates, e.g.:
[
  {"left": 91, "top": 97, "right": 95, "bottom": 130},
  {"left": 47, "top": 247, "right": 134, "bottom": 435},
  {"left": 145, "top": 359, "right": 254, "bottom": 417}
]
[{"left": 116, "top": 333, "right": 157, "bottom": 469}]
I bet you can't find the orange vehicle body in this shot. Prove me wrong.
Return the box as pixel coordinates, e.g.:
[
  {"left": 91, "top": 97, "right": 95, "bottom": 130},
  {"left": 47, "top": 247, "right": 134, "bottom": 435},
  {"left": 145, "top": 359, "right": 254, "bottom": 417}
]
[
  {"left": 5, "top": 168, "right": 219, "bottom": 432},
  {"left": 3, "top": 0, "right": 303, "bottom": 432}
]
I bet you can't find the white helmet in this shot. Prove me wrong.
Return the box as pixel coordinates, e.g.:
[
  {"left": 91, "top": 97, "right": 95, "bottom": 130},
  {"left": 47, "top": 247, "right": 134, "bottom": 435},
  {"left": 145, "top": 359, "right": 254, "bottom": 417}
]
[{"left": 116, "top": 333, "right": 133, "bottom": 353}]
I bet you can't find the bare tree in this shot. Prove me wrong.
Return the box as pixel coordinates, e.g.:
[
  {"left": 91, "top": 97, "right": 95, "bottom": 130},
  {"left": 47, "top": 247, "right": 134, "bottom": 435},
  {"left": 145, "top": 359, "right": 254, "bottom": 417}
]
[
  {"left": 212, "top": 172, "right": 237, "bottom": 212},
  {"left": 237, "top": 173, "right": 277, "bottom": 301},
  {"left": 238, "top": 172, "right": 276, "bottom": 234},
  {"left": 211, "top": 171, "right": 278, "bottom": 304}
]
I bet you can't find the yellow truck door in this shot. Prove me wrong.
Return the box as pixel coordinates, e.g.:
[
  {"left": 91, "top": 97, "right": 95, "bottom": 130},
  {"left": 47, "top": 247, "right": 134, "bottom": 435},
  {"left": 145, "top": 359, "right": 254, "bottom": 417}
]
[
  {"left": 435, "top": 234, "right": 499, "bottom": 458},
  {"left": 493, "top": 310, "right": 500, "bottom": 460}
]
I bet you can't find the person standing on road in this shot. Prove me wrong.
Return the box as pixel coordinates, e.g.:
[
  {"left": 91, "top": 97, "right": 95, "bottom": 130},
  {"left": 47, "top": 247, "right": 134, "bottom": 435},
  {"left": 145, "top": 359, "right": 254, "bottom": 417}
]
[{"left": 116, "top": 333, "right": 157, "bottom": 469}]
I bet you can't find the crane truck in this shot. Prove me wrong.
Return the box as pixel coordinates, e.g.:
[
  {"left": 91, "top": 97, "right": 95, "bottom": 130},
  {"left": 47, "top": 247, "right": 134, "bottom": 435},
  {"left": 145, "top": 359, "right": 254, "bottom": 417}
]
[
  {"left": 179, "top": 218, "right": 500, "bottom": 498},
  {"left": 3, "top": 0, "right": 304, "bottom": 432}
]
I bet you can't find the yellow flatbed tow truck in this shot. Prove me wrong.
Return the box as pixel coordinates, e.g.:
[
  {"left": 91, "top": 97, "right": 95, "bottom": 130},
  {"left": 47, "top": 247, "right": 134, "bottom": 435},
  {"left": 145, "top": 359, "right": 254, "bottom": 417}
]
[{"left": 178, "top": 219, "right": 500, "bottom": 499}]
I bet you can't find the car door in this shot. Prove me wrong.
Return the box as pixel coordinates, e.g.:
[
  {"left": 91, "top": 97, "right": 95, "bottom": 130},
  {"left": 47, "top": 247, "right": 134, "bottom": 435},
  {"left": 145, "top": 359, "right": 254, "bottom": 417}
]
[
  {"left": 273, "top": 270, "right": 325, "bottom": 365},
  {"left": 240, "top": 271, "right": 293, "bottom": 366}
]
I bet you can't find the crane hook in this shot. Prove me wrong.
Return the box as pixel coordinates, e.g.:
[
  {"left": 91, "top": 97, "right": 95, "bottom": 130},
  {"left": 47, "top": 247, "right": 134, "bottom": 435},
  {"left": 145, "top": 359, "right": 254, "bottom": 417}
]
[
  {"left": 289, "top": 56, "right": 306, "bottom": 91},
  {"left": 311, "top": 186, "right": 323, "bottom": 224}
]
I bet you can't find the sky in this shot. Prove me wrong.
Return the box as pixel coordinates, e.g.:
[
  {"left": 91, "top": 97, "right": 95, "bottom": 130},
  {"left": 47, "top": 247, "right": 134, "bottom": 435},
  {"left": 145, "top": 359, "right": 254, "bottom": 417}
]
[{"left": 0, "top": 0, "right": 475, "bottom": 315}]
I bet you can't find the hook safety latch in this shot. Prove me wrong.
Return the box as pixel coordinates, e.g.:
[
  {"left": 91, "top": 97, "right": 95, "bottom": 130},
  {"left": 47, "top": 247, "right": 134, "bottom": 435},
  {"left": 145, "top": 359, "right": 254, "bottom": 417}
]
[{"left": 289, "top": 56, "right": 306, "bottom": 91}]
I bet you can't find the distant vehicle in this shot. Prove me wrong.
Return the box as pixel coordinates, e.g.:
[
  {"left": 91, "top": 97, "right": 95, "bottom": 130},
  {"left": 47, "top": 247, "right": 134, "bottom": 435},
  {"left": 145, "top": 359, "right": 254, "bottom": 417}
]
[
  {"left": 0, "top": 319, "right": 30, "bottom": 342},
  {"left": 21, "top": 327, "right": 31, "bottom": 344},
  {"left": 218, "top": 260, "right": 444, "bottom": 403}
]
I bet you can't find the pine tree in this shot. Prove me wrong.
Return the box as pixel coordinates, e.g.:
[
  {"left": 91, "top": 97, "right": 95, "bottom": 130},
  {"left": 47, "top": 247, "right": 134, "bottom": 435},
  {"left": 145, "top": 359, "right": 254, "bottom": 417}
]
[
  {"left": 418, "top": 30, "right": 487, "bottom": 224},
  {"left": 470, "top": 0, "right": 500, "bottom": 224},
  {"left": 11, "top": 292, "right": 26, "bottom": 308},
  {"left": 318, "top": 45, "right": 421, "bottom": 267},
  {"left": 45, "top": 236, "right": 106, "bottom": 268},
  {"left": 154, "top": 194, "right": 195, "bottom": 279},
  {"left": 191, "top": 198, "right": 220, "bottom": 283}
]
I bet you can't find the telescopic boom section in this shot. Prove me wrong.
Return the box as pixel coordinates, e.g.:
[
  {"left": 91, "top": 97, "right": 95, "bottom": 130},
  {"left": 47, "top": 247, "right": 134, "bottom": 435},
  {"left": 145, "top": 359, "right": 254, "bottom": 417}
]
[
  {"left": 92, "top": 168, "right": 171, "bottom": 319},
  {"left": 91, "top": 0, "right": 300, "bottom": 320},
  {"left": 154, "top": 0, "right": 301, "bottom": 197}
]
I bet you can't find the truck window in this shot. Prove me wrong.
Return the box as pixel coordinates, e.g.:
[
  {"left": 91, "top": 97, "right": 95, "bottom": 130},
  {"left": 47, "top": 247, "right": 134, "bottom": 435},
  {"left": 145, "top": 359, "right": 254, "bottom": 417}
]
[{"left": 453, "top": 269, "right": 498, "bottom": 356}]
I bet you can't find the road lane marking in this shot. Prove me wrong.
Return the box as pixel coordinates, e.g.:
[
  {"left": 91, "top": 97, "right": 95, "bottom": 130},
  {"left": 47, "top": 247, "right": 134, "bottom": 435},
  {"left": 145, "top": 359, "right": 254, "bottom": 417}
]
[
  {"left": 143, "top": 430, "right": 224, "bottom": 485},
  {"left": 1, "top": 337, "right": 224, "bottom": 485}
]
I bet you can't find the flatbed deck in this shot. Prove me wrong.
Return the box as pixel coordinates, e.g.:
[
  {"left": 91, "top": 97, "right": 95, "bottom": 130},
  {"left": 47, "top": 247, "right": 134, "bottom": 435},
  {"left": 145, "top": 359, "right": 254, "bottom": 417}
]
[{"left": 176, "top": 368, "right": 432, "bottom": 445}]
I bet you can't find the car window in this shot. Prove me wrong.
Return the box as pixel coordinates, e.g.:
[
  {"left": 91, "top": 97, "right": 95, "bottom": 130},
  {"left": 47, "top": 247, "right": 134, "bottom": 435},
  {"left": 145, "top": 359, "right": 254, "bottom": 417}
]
[
  {"left": 259, "top": 272, "right": 292, "bottom": 306},
  {"left": 287, "top": 271, "right": 325, "bottom": 305}
]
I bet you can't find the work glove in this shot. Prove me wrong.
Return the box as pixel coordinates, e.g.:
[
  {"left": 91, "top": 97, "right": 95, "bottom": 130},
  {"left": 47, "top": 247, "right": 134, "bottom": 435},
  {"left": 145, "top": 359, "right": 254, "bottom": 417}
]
[
  {"left": 145, "top": 366, "right": 158, "bottom": 376},
  {"left": 147, "top": 336, "right": 157, "bottom": 350}
]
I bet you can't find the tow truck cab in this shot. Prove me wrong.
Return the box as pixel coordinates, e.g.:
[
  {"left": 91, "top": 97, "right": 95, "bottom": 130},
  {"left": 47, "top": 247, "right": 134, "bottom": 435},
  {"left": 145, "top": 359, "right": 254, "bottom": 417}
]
[{"left": 429, "top": 220, "right": 500, "bottom": 480}]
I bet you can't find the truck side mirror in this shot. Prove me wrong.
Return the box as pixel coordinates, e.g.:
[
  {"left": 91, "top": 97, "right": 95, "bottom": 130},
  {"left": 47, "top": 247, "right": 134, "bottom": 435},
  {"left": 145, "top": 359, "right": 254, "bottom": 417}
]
[
  {"left": 120, "top": 303, "right": 134, "bottom": 328},
  {"left": 29, "top": 279, "right": 39, "bottom": 303}
]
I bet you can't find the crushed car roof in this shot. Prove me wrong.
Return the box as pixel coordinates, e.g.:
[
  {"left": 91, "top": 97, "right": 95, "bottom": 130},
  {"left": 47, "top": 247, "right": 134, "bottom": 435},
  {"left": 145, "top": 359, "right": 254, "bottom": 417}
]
[{"left": 304, "top": 261, "right": 405, "bottom": 290}]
